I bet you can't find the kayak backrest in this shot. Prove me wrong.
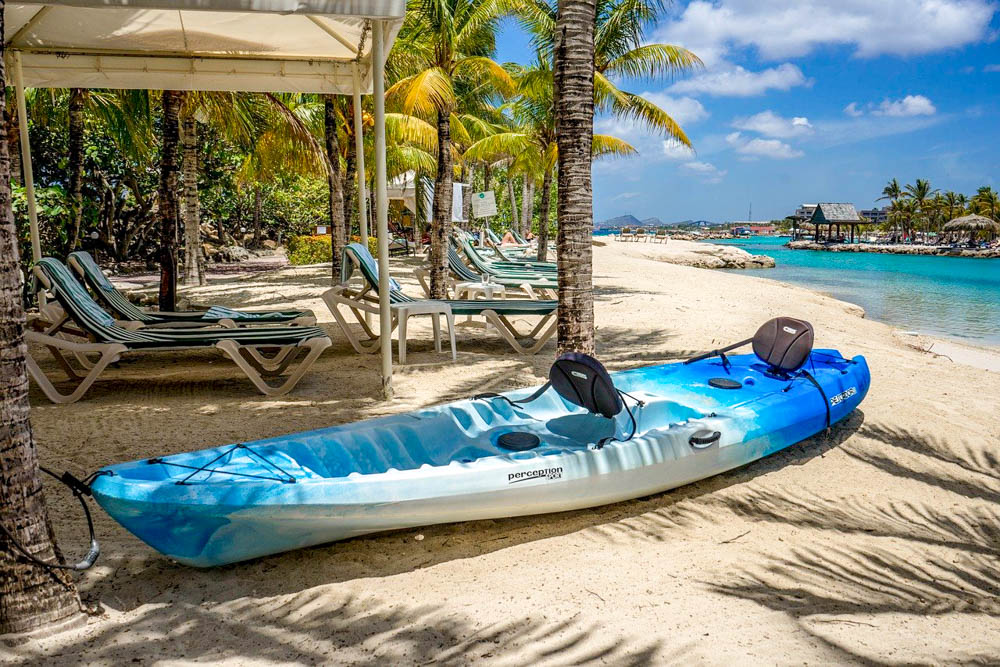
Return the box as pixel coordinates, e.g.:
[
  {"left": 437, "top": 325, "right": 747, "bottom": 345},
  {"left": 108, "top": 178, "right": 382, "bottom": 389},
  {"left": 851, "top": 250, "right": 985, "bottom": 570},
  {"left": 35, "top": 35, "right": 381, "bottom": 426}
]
[
  {"left": 549, "top": 352, "right": 623, "bottom": 419},
  {"left": 752, "top": 316, "right": 814, "bottom": 372}
]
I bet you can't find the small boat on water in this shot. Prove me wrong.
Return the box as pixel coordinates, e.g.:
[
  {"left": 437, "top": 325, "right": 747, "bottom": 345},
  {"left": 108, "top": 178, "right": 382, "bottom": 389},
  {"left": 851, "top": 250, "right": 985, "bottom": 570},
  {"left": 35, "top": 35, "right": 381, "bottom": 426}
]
[{"left": 91, "top": 318, "right": 870, "bottom": 567}]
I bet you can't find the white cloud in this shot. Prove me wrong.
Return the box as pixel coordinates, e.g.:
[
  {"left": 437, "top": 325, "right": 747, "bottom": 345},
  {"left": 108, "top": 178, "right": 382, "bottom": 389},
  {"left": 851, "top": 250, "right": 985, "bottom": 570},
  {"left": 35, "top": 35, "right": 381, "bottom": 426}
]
[
  {"left": 732, "top": 110, "right": 813, "bottom": 138},
  {"left": 670, "top": 63, "right": 809, "bottom": 97},
  {"left": 681, "top": 161, "right": 727, "bottom": 184},
  {"left": 986, "top": 64, "right": 1000, "bottom": 72},
  {"left": 659, "top": 0, "right": 996, "bottom": 62},
  {"left": 841, "top": 95, "right": 937, "bottom": 118},
  {"left": 640, "top": 93, "right": 709, "bottom": 126},
  {"left": 611, "top": 192, "right": 641, "bottom": 201},
  {"left": 726, "top": 132, "right": 804, "bottom": 159},
  {"left": 662, "top": 138, "right": 697, "bottom": 160},
  {"left": 874, "top": 95, "right": 937, "bottom": 117},
  {"left": 844, "top": 102, "right": 863, "bottom": 117}
]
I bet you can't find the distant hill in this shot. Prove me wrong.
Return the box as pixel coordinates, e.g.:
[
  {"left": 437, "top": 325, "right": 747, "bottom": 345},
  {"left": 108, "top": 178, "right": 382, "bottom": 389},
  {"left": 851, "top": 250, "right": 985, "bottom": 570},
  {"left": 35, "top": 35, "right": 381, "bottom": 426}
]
[
  {"left": 595, "top": 214, "right": 641, "bottom": 229},
  {"left": 596, "top": 215, "right": 717, "bottom": 229}
]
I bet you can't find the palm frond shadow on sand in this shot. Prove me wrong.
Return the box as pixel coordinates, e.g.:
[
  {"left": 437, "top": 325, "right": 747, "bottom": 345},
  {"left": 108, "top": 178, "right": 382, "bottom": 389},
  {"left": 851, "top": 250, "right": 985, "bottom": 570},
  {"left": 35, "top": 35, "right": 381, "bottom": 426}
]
[
  {"left": 6, "top": 591, "right": 668, "bottom": 665},
  {"left": 708, "top": 421, "right": 1000, "bottom": 665}
]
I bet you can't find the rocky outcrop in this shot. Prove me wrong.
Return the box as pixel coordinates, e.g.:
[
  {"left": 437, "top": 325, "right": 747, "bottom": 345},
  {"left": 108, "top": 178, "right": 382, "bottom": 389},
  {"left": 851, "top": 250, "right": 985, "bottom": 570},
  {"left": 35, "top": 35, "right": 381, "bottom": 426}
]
[
  {"left": 787, "top": 240, "right": 1000, "bottom": 258},
  {"left": 621, "top": 239, "right": 775, "bottom": 269}
]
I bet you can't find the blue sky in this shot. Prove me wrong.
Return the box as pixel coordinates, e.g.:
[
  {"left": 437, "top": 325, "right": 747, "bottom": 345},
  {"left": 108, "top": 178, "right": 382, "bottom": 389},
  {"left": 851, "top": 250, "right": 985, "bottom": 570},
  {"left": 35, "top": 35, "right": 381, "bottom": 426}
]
[{"left": 494, "top": 1, "right": 1000, "bottom": 223}]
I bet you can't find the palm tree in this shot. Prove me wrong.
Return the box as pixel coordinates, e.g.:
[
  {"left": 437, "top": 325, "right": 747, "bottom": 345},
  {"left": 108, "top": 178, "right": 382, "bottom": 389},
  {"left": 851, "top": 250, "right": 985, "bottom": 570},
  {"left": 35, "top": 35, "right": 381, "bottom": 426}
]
[
  {"left": 0, "top": 7, "right": 82, "bottom": 632},
  {"left": 464, "top": 58, "right": 634, "bottom": 260},
  {"left": 178, "top": 92, "right": 258, "bottom": 285},
  {"left": 877, "top": 178, "right": 902, "bottom": 204},
  {"left": 553, "top": 0, "right": 597, "bottom": 354},
  {"left": 903, "top": 178, "right": 938, "bottom": 242},
  {"left": 387, "top": 0, "right": 515, "bottom": 299},
  {"left": 324, "top": 95, "right": 347, "bottom": 272},
  {"left": 943, "top": 191, "right": 961, "bottom": 222},
  {"left": 972, "top": 186, "right": 999, "bottom": 220},
  {"left": 158, "top": 90, "right": 182, "bottom": 310}
]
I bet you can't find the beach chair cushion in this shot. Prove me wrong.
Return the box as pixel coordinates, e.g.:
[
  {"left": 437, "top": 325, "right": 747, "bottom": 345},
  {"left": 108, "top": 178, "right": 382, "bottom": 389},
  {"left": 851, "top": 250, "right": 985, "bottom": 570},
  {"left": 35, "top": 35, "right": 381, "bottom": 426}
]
[
  {"left": 36, "top": 258, "right": 327, "bottom": 349},
  {"left": 344, "top": 244, "right": 557, "bottom": 317},
  {"left": 69, "top": 251, "right": 312, "bottom": 324}
]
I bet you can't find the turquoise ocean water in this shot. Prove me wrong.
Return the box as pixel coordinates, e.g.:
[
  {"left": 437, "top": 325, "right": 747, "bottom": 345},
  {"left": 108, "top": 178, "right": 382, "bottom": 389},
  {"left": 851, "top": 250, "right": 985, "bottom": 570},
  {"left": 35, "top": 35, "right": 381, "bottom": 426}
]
[
  {"left": 593, "top": 230, "right": 1000, "bottom": 345},
  {"left": 709, "top": 236, "right": 1000, "bottom": 346}
]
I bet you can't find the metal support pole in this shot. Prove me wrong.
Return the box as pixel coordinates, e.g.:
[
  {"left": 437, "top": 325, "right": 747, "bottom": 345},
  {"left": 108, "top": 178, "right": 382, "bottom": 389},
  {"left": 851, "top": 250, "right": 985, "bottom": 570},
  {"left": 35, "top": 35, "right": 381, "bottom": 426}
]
[
  {"left": 352, "top": 63, "right": 369, "bottom": 247},
  {"left": 13, "top": 53, "right": 39, "bottom": 264},
  {"left": 372, "top": 22, "right": 393, "bottom": 399},
  {"left": 13, "top": 52, "right": 44, "bottom": 305}
]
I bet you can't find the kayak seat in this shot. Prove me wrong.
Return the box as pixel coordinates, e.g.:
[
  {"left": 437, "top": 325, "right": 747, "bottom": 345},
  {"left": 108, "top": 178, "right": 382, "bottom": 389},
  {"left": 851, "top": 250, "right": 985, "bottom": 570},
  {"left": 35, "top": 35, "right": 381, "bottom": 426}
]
[
  {"left": 752, "top": 316, "right": 814, "bottom": 373},
  {"left": 476, "top": 352, "right": 644, "bottom": 449}
]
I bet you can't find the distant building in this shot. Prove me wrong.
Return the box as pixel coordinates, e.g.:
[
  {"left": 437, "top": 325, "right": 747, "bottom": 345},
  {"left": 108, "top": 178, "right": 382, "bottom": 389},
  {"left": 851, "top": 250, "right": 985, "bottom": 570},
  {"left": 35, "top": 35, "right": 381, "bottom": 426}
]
[
  {"left": 793, "top": 204, "right": 817, "bottom": 220},
  {"left": 859, "top": 206, "right": 888, "bottom": 225},
  {"left": 730, "top": 222, "right": 776, "bottom": 235}
]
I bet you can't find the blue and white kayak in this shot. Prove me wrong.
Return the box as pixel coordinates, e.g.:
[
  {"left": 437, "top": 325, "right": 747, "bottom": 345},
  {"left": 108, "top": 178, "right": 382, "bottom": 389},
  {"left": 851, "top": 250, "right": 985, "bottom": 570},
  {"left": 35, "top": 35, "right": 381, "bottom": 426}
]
[{"left": 91, "top": 349, "right": 870, "bottom": 567}]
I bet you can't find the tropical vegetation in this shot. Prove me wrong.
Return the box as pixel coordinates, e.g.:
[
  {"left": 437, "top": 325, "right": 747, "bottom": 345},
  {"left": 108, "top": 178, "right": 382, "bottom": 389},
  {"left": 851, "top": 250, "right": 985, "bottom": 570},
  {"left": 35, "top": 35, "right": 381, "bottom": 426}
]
[{"left": 877, "top": 178, "right": 999, "bottom": 241}]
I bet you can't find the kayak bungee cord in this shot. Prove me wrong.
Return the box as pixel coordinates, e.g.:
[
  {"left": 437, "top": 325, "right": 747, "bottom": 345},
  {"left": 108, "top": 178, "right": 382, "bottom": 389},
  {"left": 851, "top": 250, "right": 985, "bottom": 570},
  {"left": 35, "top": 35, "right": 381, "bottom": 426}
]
[
  {"left": 146, "top": 443, "right": 297, "bottom": 485},
  {"left": 0, "top": 467, "right": 102, "bottom": 572}
]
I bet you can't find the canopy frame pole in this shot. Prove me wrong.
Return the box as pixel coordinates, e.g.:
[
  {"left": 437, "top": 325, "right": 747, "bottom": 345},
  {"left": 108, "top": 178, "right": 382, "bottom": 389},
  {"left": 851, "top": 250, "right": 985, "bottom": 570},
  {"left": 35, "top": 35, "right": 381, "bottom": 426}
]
[
  {"left": 352, "top": 63, "right": 369, "bottom": 247},
  {"left": 13, "top": 51, "right": 43, "bottom": 304},
  {"left": 372, "top": 21, "right": 392, "bottom": 399},
  {"left": 352, "top": 62, "right": 372, "bottom": 328}
]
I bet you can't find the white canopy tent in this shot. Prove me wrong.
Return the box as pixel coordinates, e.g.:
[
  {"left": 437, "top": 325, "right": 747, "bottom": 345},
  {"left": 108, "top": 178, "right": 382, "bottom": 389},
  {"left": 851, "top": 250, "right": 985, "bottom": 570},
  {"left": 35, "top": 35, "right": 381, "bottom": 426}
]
[
  {"left": 4, "top": 0, "right": 405, "bottom": 396},
  {"left": 387, "top": 170, "right": 468, "bottom": 225}
]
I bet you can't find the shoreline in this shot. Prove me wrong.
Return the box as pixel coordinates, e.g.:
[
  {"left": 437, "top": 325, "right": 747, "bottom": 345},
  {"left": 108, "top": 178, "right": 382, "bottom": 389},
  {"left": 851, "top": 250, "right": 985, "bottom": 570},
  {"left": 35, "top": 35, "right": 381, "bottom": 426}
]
[{"left": 787, "top": 239, "right": 1000, "bottom": 258}]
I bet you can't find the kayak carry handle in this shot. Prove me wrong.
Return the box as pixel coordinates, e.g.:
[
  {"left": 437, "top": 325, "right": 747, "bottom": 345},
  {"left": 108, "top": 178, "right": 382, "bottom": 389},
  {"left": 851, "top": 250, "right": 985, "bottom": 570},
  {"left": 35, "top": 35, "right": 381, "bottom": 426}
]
[
  {"left": 689, "top": 430, "right": 721, "bottom": 449},
  {"left": 684, "top": 337, "right": 753, "bottom": 365}
]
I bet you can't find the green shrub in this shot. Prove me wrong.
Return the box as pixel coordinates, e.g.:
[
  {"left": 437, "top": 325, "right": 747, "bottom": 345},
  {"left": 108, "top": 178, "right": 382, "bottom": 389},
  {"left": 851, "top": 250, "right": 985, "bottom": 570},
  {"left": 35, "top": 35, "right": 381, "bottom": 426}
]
[
  {"left": 287, "top": 235, "right": 331, "bottom": 265},
  {"left": 287, "top": 235, "right": 380, "bottom": 266}
]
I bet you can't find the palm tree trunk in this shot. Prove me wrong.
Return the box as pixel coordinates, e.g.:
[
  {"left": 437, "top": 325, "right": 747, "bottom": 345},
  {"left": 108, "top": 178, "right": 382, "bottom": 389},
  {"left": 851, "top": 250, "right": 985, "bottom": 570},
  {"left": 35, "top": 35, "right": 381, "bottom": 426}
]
[
  {"left": 483, "top": 163, "right": 492, "bottom": 191},
  {"left": 6, "top": 106, "right": 20, "bottom": 186},
  {"left": 324, "top": 96, "right": 346, "bottom": 275},
  {"left": 158, "top": 90, "right": 182, "bottom": 311},
  {"left": 553, "top": 0, "right": 597, "bottom": 355},
  {"left": 66, "top": 88, "right": 86, "bottom": 252},
  {"left": 461, "top": 163, "right": 473, "bottom": 226},
  {"left": 536, "top": 168, "right": 552, "bottom": 261},
  {"left": 522, "top": 178, "right": 535, "bottom": 238},
  {"left": 0, "top": 32, "right": 82, "bottom": 631},
  {"left": 505, "top": 176, "right": 517, "bottom": 231},
  {"left": 180, "top": 114, "right": 204, "bottom": 286},
  {"left": 428, "top": 109, "right": 452, "bottom": 300},
  {"left": 343, "top": 120, "right": 357, "bottom": 237},
  {"left": 251, "top": 186, "right": 262, "bottom": 247}
]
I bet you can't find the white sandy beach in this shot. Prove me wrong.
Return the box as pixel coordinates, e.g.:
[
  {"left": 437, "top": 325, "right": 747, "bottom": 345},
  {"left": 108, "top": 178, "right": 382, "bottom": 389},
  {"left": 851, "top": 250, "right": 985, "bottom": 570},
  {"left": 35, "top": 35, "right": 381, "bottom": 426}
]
[{"left": 7, "top": 242, "right": 1000, "bottom": 664}]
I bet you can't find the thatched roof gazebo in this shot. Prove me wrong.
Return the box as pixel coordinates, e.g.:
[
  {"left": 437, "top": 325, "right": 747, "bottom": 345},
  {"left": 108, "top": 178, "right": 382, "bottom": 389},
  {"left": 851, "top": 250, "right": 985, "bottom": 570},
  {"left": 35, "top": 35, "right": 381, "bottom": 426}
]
[
  {"left": 943, "top": 214, "right": 1000, "bottom": 237},
  {"left": 810, "top": 203, "right": 867, "bottom": 243}
]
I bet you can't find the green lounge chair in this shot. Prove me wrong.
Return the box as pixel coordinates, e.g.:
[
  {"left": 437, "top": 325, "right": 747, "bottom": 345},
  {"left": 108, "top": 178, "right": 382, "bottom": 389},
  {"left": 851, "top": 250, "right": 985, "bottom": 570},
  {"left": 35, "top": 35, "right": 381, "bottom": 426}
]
[
  {"left": 29, "top": 258, "right": 331, "bottom": 403},
  {"left": 323, "top": 244, "right": 557, "bottom": 356},
  {"left": 68, "top": 251, "right": 315, "bottom": 327},
  {"left": 459, "top": 238, "right": 557, "bottom": 277},
  {"left": 446, "top": 246, "right": 557, "bottom": 300}
]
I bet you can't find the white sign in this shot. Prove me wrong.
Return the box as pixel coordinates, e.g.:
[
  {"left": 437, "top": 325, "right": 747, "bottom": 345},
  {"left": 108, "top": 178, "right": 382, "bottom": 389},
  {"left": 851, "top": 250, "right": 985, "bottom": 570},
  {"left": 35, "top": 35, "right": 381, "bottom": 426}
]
[{"left": 472, "top": 191, "right": 497, "bottom": 218}]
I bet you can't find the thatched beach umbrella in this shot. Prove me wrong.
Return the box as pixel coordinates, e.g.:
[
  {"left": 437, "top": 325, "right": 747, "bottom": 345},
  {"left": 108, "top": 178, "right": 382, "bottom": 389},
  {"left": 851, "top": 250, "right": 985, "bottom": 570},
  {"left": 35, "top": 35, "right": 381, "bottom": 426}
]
[{"left": 943, "top": 214, "right": 1000, "bottom": 235}]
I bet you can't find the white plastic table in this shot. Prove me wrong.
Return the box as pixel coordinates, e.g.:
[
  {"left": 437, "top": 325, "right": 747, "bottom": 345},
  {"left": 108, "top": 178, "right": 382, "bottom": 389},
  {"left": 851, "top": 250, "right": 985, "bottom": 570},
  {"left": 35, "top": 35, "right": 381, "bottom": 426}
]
[{"left": 392, "top": 301, "right": 456, "bottom": 364}]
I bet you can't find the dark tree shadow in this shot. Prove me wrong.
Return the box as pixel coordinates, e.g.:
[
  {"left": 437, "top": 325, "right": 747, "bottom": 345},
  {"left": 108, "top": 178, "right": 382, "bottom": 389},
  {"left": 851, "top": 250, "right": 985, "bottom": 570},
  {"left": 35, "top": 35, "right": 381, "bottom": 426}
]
[{"left": 707, "top": 421, "right": 1000, "bottom": 664}]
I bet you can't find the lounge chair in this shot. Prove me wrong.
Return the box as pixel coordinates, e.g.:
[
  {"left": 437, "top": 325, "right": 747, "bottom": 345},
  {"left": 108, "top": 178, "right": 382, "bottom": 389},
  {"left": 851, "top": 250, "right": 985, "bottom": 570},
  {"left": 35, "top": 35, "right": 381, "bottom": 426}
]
[
  {"left": 416, "top": 247, "right": 557, "bottom": 300},
  {"left": 68, "top": 251, "right": 315, "bottom": 327},
  {"left": 323, "top": 244, "right": 557, "bottom": 357},
  {"left": 618, "top": 227, "right": 634, "bottom": 241},
  {"left": 652, "top": 228, "right": 669, "bottom": 244},
  {"left": 634, "top": 228, "right": 648, "bottom": 242},
  {"left": 28, "top": 258, "right": 331, "bottom": 403},
  {"left": 460, "top": 238, "right": 557, "bottom": 276}
]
